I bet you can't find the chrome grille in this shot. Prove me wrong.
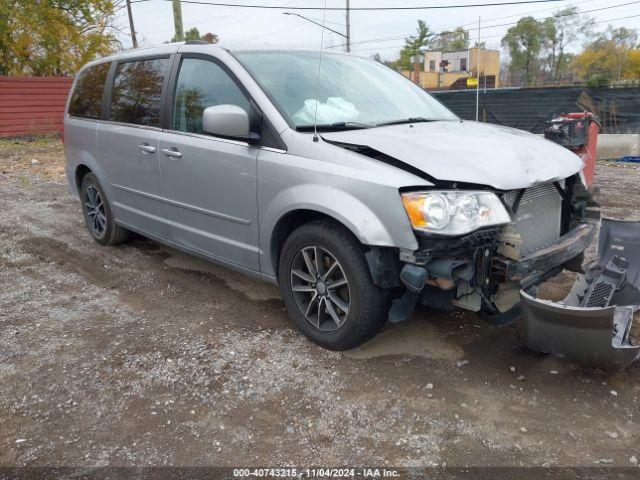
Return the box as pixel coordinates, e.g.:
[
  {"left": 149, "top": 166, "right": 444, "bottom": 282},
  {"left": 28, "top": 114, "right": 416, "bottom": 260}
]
[{"left": 503, "top": 183, "right": 563, "bottom": 255}]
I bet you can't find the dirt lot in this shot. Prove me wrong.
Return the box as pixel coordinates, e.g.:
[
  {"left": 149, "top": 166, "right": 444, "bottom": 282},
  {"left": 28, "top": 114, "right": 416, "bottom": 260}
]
[{"left": 1, "top": 137, "right": 640, "bottom": 470}]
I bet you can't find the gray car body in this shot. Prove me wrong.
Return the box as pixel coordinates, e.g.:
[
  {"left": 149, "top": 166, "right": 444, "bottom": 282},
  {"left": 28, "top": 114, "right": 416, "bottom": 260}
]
[{"left": 64, "top": 43, "right": 583, "bottom": 284}]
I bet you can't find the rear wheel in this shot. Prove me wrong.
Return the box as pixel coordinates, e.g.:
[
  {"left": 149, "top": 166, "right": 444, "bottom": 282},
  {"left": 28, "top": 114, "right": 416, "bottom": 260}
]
[
  {"left": 80, "top": 173, "right": 130, "bottom": 245},
  {"left": 279, "top": 220, "right": 389, "bottom": 350}
]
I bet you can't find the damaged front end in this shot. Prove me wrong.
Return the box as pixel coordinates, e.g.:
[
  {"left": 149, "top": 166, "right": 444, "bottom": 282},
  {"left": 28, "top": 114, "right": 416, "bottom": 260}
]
[
  {"left": 521, "top": 219, "right": 640, "bottom": 370},
  {"left": 390, "top": 174, "right": 600, "bottom": 326},
  {"left": 388, "top": 174, "right": 640, "bottom": 370}
]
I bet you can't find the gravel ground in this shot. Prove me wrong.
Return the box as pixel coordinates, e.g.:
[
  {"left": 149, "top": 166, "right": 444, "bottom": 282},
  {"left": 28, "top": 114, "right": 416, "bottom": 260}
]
[{"left": 1, "top": 137, "right": 639, "bottom": 469}]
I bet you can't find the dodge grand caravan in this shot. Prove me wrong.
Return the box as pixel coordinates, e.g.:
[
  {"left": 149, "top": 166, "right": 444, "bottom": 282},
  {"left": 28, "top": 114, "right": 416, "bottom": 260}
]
[{"left": 64, "top": 43, "right": 597, "bottom": 350}]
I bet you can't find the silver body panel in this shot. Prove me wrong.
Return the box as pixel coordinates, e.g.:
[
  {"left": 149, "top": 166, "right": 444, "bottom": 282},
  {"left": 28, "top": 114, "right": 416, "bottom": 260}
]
[
  {"left": 97, "top": 124, "right": 168, "bottom": 240},
  {"left": 321, "top": 120, "right": 583, "bottom": 190},
  {"left": 158, "top": 130, "right": 260, "bottom": 270},
  {"left": 64, "top": 44, "right": 583, "bottom": 282}
]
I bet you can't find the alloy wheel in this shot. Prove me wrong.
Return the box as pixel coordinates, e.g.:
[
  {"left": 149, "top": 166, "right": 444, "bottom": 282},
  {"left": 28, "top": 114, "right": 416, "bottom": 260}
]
[
  {"left": 290, "top": 245, "right": 351, "bottom": 332},
  {"left": 85, "top": 185, "right": 107, "bottom": 238}
]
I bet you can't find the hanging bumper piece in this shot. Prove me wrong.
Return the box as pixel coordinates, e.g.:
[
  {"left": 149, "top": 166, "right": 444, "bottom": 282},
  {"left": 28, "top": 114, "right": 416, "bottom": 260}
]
[{"left": 520, "top": 219, "right": 640, "bottom": 370}]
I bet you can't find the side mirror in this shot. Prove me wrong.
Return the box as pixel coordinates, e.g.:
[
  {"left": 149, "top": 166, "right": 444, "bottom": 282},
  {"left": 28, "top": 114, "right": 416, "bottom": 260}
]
[{"left": 202, "top": 104, "right": 258, "bottom": 143}]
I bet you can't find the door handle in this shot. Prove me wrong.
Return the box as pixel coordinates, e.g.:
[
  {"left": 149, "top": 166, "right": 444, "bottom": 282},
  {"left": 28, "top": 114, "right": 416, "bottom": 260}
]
[
  {"left": 137, "top": 144, "right": 156, "bottom": 154},
  {"left": 161, "top": 148, "right": 182, "bottom": 158}
]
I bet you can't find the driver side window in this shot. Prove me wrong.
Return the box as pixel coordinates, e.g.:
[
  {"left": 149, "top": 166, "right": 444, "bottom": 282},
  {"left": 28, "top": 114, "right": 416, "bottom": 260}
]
[{"left": 172, "top": 57, "right": 252, "bottom": 134}]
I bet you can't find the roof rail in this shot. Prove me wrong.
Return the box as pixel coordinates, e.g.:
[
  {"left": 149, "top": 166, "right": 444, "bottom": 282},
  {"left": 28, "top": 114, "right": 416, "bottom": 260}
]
[{"left": 184, "top": 40, "right": 209, "bottom": 45}]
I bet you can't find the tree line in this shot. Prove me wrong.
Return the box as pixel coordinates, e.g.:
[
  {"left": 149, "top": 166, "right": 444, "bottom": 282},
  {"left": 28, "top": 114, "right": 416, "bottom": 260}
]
[
  {"left": 1, "top": 0, "right": 637, "bottom": 86},
  {"left": 0, "top": 0, "right": 119, "bottom": 76},
  {"left": 0, "top": 0, "right": 218, "bottom": 77},
  {"left": 388, "top": 6, "right": 640, "bottom": 88}
]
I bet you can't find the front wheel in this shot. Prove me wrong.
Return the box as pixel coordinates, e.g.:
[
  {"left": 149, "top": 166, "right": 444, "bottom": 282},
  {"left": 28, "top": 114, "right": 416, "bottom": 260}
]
[{"left": 279, "top": 220, "right": 389, "bottom": 350}]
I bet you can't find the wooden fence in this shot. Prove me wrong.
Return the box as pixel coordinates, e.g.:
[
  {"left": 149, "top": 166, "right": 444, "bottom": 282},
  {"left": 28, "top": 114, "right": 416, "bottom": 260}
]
[{"left": 0, "top": 76, "right": 73, "bottom": 137}]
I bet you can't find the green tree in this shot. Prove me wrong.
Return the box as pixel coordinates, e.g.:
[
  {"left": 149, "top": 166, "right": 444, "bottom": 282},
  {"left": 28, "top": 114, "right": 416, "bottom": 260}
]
[
  {"left": 431, "top": 27, "right": 470, "bottom": 51},
  {"left": 501, "top": 17, "right": 545, "bottom": 85},
  {"left": 573, "top": 26, "right": 639, "bottom": 83},
  {"left": 396, "top": 20, "right": 432, "bottom": 70},
  {"left": 0, "top": 0, "right": 119, "bottom": 76},
  {"left": 201, "top": 32, "right": 219, "bottom": 44},
  {"left": 170, "top": 27, "right": 219, "bottom": 43},
  {"left": 625, "top": 49, "right": 640, "bottom": 80},
  {"left": 573, "top": 46, "right": 615, "bottom": 85}
]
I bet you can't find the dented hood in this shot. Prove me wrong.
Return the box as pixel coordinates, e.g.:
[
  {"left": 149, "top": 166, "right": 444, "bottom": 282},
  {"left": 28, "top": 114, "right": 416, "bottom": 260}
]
[{"left": 322, "top": 120, "right": 583, "bottom": 190}]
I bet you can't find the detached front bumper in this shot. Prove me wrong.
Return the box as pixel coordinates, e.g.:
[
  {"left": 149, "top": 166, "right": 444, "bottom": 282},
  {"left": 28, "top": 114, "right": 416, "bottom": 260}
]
[
  {"left": 492, "top": 221, "right": 597, "bottom": 283},
  {"left": 520, "top": 219, "right": 640, "bottom": 370},
  {"left": 521, "top": 291, "right": 639, "bottom": 370}
]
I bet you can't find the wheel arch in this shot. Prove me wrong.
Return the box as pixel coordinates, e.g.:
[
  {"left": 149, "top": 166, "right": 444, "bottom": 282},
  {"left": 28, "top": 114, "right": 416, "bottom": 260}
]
[
  {"left": 261, "top": 183, "right": 413, "bottom": 279},
  {"left": 69, "top": 150, "right": 115, "bottom": 202},
  {"left": 270, "top": 209, "right": 361, "bottom": 281},
  {"left": 75, "top": 164, "right": 92, "bottom": 193}
]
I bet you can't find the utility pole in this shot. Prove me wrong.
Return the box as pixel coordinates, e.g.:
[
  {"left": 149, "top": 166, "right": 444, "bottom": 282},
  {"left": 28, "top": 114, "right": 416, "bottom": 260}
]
[
  {"left": 475, "top": 16, "right": 481, "bottom": 122},
  {"left": 172, "top": 0, "right": 184, "bottom": 42},
  {"left": 413, "top": 48, "right": 421, "bottom": 85},
  {"left": 345, "top": 0, "right": 351, "bottom": 53},
  {"left": 125, "top": 0, "right": 138, "bottom": 48}
]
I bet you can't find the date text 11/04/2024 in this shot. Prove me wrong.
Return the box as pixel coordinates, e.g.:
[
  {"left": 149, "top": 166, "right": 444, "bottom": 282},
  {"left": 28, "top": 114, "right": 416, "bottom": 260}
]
[{"left": 232, "top": 468, "right": 401, "bottom": 478}]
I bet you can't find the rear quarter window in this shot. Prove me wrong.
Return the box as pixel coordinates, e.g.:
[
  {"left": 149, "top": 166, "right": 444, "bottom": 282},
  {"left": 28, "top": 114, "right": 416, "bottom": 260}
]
[
  {"left": 109, "top": 58, "right": 170, "bottom": 127},
  {"left": 68, "top": 63, "right": 110, "bottom": 119}
]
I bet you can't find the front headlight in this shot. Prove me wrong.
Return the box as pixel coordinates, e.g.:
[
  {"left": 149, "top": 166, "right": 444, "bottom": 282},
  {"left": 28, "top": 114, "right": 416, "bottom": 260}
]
[{"left": 401, "top": 191, "right": 511, "bottom": 235}]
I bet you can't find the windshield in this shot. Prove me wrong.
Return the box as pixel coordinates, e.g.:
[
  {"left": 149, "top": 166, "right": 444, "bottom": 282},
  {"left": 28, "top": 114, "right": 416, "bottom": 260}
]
[{"left": 234, "top": 51, "right": 458, "bottom": 130}]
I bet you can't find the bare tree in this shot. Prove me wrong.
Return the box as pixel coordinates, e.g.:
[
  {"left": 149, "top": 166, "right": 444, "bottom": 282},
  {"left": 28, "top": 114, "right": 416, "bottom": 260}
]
[{"left": 542, "top": 7, "right": 593, "bottom": 80}]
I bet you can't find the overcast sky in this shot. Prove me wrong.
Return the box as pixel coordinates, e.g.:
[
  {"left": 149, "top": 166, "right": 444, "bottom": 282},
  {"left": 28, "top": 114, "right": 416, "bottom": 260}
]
[{"left": 114, "top": 0, "right": 640, "bottom": 60}]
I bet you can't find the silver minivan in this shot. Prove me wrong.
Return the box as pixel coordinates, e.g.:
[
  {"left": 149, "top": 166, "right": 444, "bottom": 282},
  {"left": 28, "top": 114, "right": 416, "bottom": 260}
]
[{"left": 64, "top": 43, "right": 596, "bottom": 350}]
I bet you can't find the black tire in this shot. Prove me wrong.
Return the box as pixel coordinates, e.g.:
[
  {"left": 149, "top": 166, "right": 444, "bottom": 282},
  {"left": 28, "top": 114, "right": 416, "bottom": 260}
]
[
  {"left": 80, "top": 173, "right": 130, "bottom": 245},
  {"left": 278, "top": 220, "right": 389, "bottom": 350}
]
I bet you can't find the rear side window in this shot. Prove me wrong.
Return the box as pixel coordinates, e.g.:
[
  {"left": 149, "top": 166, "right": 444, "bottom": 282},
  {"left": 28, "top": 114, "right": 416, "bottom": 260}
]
[
  {"left": 110, "top": 58, "right": 170, "bottom": 127},
  {"left": 68, "top": 63, "right": 110, "bottom": 119},
  {"left": 172, "top": 57, "right": 251, "bottom": 134}
]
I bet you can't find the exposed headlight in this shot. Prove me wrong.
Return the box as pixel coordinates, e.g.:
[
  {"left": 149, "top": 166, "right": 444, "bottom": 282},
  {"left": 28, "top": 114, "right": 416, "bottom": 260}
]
[{"left": 401, "top": 191, "right": 511, "bottom": 235}]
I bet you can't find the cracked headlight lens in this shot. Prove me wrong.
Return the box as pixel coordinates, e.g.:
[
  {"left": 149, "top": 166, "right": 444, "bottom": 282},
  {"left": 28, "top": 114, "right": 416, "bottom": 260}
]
[{"left": 401, "top": 191, "right": 511, "bottom": 235}]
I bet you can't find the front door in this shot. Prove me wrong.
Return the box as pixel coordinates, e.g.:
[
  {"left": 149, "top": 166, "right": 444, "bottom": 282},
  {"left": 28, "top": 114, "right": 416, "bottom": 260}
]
[{"left": 159, "top": 55, "right": 260, "bottom": 271}]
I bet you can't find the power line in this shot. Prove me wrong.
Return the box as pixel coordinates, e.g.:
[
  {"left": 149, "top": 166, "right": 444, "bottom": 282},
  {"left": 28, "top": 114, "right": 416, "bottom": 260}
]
[
  {"left": 90, "top": 0, "right": 128, "bottom": 25},
  {"left": 457, "top": 0, "right": 595, "bottom": 27},
  {"left": 283, "top": 12, "right": 347, "bottom": 38},
  {"left": 349, "top": 11, "right": 640, "bottom": 53},
  {"left": 328, "top": 0, "right": 598, "bottom": 48},
  {"left": 591, "top": 12, "right": 640, "bottom": 25},
  {"left": 328, "top": 0, "right": 640, "bottom": 50},
  {"left": 467, "top": 0, "right": 640, "bottom": 31},
  {"left": 130, "top": 0, "right": 569, "bottom": 10},
  {"left": 302, "top": 17, "right": 347, "bottom": 27}
]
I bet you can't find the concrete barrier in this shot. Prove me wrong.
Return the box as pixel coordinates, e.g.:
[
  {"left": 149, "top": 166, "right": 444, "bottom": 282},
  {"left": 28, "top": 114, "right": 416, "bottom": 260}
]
[
  {"left": 596, "top": 134, "right": 640, "bottom": 160},
  {"left": 537, "top": 133, "right": 640, "bottom": 160}
]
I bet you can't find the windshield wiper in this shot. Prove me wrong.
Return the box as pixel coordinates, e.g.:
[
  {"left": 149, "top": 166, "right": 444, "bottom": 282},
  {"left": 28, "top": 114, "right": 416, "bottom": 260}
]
[
  {"left": 295, "top": 122, "right": 373, "bottom": 132},
  {"left": 376, "top": 117, "right": 437, "bottom": 127}
]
